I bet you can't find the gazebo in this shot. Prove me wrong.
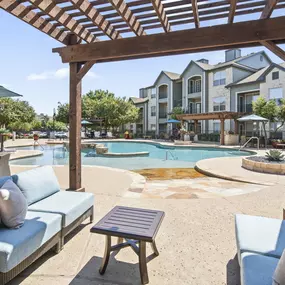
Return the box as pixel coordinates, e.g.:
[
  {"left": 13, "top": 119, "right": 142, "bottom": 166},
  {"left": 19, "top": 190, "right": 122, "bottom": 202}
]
[
  {"left": 1, "top": 0, "right": 285, "bottom": 190},
  {"left": 0, "top": 86, "right": 23, "bottom": 98}
]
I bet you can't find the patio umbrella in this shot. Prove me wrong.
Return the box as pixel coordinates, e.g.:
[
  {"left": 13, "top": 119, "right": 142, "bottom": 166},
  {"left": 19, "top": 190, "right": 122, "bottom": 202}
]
[
  {"left": 166, "top": 119, "right": 181, "bottom": 123},
  {"left": 238, "top": 114, "right": 268, "bottom": 148},
  {"left": 81, "top": 120, "right": 92, "bottom": 138},
  {"left": 0, "top": 86, "right": 23, "bottom": 98},
  {"left": 237, "top": 114, "right": 268, "bottom": 122}
]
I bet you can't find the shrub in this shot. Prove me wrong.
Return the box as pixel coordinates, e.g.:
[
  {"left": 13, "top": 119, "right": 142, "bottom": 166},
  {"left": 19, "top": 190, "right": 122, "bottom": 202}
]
[{"left": 265, "top": 149, "right": 285, "bottom": 161}]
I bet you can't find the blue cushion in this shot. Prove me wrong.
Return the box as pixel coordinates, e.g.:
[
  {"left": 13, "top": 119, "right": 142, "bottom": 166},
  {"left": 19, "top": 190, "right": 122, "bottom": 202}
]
[
  {"left": 240, "top": 252, "right": 279, "bottom": 285},
  {"left": 28, "top": 191, "right": 94, "bottom": 227},
  {"left": 12, "top": 166, "right": 60, "bottom": 205},
  {"left": 0, "top": 176, "right": 11, "bottom": 188},
  {"left": 0, "top": 211, "right": 62, "bottom": 272},
  {"left": 235, "top": 214, "right": 285, "bottom": 263}
]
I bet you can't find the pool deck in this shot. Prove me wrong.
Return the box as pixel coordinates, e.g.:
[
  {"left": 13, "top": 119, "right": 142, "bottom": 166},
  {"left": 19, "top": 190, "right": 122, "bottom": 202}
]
[
  {"left": 7, "top": 164, "right": 285, "bottom": 285},
  {"left": 196, "top": 154, "right": 285, "bottom": 186}
]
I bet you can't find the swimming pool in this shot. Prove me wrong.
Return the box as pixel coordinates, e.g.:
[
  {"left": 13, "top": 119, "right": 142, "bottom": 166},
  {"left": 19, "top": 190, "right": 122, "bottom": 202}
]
[{"left": 9, "top": 141, "right": 251, "bottom": 170}]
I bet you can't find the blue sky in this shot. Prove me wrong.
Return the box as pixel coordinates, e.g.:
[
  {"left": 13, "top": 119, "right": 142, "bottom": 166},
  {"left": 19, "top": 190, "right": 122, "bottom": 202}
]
[{"left": 1, "top": 7, "right": 285, "bottom": 115}]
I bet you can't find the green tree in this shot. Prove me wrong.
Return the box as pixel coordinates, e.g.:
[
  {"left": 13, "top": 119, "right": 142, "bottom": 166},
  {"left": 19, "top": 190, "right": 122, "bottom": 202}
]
[
  {"left": 170, "top": 106, "right": 183, "bottom": 120},
  {"left": 0, "top": 98, "right": 36, "bottom": 130},
  {"left": 55, "top": 102, "right": 69, "bottom": 124},
  {"left": 57, "top": 90, "right": 139, "bottom": 131},
  {"left": 31, "top": 120, "right": 42, "bottom": 130},
  {"left": 46, "top": 120, "right": 67, "bottom": 131},
  {"left": 253, "top": 96, "right": 285, "bottom": 135}
]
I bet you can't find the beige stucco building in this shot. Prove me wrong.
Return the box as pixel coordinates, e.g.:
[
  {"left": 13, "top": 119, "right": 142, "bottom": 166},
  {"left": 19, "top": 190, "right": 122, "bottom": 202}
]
[{"left": 129, "top": 49, "right": 285, "bottom": 139}]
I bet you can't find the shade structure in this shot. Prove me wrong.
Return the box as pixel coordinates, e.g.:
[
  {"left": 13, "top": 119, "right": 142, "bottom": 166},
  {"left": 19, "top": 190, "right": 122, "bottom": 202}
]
[
  {"left": 0, "top": 86, "right": 23, "bottom": 98},
  {"left": 166, "top": 119, "right": 180, "bottom": 123},
  {"left": 237, "top": 114, "right": 268, "bottom": 122},
  {"left": 81, "top": 120, "right": 92, "bottom": 125}
]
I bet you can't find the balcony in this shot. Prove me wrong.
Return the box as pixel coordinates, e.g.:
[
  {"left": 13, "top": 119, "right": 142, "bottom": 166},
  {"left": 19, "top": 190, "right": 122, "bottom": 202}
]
[
  {"left": 183, "top": 106, "right": 202, "bottom": 114},
  {"left": 238, "top": 104, "right": 253, "bottom": 113},
  {"left": 159, "top": 111, "right": 167, "bottom": 119}
]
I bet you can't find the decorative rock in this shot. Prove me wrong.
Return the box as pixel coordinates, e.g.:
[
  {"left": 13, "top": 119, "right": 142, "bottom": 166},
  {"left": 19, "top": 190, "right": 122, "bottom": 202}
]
[{"left": 96, "top": 145, "right": 108, "bottom": 154}]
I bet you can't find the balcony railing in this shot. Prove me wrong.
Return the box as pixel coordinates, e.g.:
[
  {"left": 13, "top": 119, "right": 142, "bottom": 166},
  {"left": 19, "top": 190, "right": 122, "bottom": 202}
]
[
  {"left": 182, "top": 107, "right": 202, "bottom": 114},
  {"left": 158, "top": 93, "right": 168, "bottom": 99},
  {"left": 237, "top": 104, "right": 253, "bottom": 113},
  {"left": 159, "top": 112, "right": 167, "bottom": 118}
]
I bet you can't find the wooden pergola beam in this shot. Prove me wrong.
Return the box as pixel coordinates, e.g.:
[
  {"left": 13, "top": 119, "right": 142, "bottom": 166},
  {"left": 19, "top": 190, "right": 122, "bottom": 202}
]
[
  {"left": 191, "top": 0, "right": 199, "bottom": 28},
  {"left": 150, "top": 0, "right": 171, "bottom": 32},
  {"left": 107, "top": 0, "right": 146, "bottom": 36},
  {"left": 228, "top": 0, "right": 237, "bottom": 23},
  {"left": 261, "top": 40, "right": 285, "bottom": 61},
  {"left": 0, "top": 0, "right": 69, "bottom": 44},
  {"left": 69, "top": 0, "right": 121, "bottom": 40},
  {"left": 260, "top": 0, "right": 279, "bottom": 19},
  {"left": 53, "top": 17, "right": 285, "bottom": 63},
  {"left": 28, "top": 0, "right": 96, "bottom": 43}
]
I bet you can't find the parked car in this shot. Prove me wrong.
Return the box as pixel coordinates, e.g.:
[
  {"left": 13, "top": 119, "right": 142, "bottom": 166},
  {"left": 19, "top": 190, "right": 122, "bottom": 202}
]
[{"left": 55, "top": 132, "right": 68, "bottom": 139}]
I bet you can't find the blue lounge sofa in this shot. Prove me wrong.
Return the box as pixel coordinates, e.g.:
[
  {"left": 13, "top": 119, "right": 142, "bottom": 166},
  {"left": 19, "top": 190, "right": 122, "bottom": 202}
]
[
  {"left": 0, "top": 166, "right": 94, "bottom": 285},
  {"left": 235, "top": 214, "right": 285, "bottom": 285}
]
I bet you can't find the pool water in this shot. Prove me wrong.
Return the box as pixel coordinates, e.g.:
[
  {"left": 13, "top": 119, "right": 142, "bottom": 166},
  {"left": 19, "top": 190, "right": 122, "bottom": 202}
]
[{"left": 10, "top": 142, "right": 250, "bottom": 170}]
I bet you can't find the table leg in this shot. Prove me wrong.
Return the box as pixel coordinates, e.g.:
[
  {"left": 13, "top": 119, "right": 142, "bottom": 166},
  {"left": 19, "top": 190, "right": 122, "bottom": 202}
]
[
  {"left": 151, "top": 240, "right": 159, "bottom": 256},
  {"left": 139, "top": 241, "right": 149, "bottom": 284},
  {"left": 99, "top": 235, "right": 111, "bottom": 275}
]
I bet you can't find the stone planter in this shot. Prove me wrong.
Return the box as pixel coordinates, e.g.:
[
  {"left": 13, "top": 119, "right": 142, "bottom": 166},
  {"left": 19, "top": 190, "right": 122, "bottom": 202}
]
[
  {"left": 184, "top": 134, "right": 190, "bottom": 141},
  {"left": 96, "top": 144, "right": 108, "bottom": 154},
  {"left": 224, "top": 134, "right": 239, "bottom": 145},
  {"left": 242, "top": 157, "right": 285, "bottom": 175}
]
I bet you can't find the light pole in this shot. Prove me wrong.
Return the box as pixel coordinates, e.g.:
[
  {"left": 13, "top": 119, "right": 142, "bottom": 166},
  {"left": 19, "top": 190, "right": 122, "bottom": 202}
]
[{"left": 53, "top": 108, "right": 56, "bottom": 138}]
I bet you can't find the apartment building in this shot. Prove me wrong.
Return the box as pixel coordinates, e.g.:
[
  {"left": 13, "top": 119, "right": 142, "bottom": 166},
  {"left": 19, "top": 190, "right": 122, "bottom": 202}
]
[{"left": 129, "top": 49, "right": 285, "bottom": 138}]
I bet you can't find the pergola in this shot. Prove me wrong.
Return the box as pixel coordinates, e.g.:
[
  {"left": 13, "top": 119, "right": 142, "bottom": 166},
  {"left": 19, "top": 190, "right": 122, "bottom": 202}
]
[
  {"left": 177, "top": 111, "right": 244, "bottom": 145},
  {"left": 1, "top": 0, "right": 285, "bottom": 190}
]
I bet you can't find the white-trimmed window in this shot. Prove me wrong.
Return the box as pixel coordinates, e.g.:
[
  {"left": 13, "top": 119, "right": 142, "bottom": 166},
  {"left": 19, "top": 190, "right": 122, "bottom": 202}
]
[
  {"left": 151, "top": 88, "right": 156, "bottom": 98},
  {"left": 151, "top": 106, "right": 156, "bottom": 116},
  {"left": 213, "top": 71, "right": 226, "bottom": 86},
  {"left": 188, "top": 77, "right": 201, "bottom": 94},
  {"left": 151, "top": 124, "right": 156, "bottom": 131},
  {"left": 269, "top": 88, "right": 283, "bottom": 105},
  {"left": 272, "top": 71, "right": 279, "bottom": 80},
  {"left": 213, "top": 97, "right": 226, "bottom": 111},
  {"left": 213, "top": 121, "right": 221, "bottom": 133}
]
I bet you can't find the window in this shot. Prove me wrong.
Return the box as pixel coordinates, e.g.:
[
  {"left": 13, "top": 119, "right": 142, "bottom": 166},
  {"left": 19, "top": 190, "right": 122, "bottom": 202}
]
[
  {"left": 150, "top": 124, "right": 156, "bottom": 131},
  {"left": 272, "top": 71, "right": 279, "bottom": 80},
  {"left": 151, "top": 88, "right": 156, "bottom": 98},
  {"left": 213, "top": 71, "right": 226, "bottom": 86},
  {"left": 213, "top": 121, "right": 221, "bottom": 133},
  {"left": 151, "top": 106, "right": 156, "bottom": 116},
  {"left": 213, "top": 97, "right": 226, "bottom": 111},
  {"left": 260, "top": 55, "right": 263, "bottom": 62},
  {"left": 269, "top": 88, "right": 283, "bottom": 105},
  {"left": 188, "top": 78, "right": 201, "bottom": 93},
  {"left": 130, "top": 124, "right": 133, "bottom": 130}
]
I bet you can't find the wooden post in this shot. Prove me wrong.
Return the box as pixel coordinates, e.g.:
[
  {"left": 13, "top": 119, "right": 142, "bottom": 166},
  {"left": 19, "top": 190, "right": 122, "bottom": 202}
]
[
  {"left": 69, "top": 62, "right": 83, "bottom": 191},
  {"left": 220, "top": 118, "right": 225, "bottom": 145},
  {"left": 234, "top": 119, "right": 238, "bottom": 134},
  {"left": 194, "top": 120, "right": 198, "bottom": 134}
]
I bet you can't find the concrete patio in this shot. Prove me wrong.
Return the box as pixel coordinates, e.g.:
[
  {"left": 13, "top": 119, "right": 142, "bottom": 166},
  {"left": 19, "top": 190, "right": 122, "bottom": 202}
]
[{"left": 8, "top": 165, "right": 285, "bottom": 285}]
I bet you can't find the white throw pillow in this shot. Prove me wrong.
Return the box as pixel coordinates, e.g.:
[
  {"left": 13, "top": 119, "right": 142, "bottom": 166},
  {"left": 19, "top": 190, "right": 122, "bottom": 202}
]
[
  {"left": 273, "top": 250, "right": 285, "bottom": 285},
  {"left": 0, "top": 179, "right": 27, "bottom": 229}
]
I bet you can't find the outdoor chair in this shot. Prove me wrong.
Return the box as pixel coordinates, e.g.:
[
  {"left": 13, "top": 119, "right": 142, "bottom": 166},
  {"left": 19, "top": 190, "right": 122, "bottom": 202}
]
[{"left": 235, "top": 213, "right": 285, "bottom": 285}]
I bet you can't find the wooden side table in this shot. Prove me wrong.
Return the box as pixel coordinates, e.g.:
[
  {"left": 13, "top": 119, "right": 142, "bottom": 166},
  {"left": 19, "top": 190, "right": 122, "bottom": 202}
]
[{"left": 91, "top": 206, "right": 165, "bottom": 284}]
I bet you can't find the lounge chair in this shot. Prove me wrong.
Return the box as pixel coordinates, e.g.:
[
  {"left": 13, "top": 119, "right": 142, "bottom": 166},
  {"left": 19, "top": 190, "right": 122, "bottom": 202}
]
[{"left": 235, "top": 213, "right": 285, "bottom": 285}]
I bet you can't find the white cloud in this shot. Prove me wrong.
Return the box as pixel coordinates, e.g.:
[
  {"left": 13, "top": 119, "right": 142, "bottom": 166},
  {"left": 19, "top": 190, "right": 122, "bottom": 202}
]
[
  {"left": 27, "top": 68, "right": 100, "bottom": 81},
  {"left": 54, "top": 68, "right": 69, "bottom": 79},
  {"left": 86, "top": 71, "right": 99, "bottom": 78}
]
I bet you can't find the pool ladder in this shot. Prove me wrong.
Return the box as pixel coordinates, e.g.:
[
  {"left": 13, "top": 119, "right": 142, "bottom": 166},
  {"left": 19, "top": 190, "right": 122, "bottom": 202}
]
[{"left": 165, "top": 150, "right": 177, "bottom": 160}]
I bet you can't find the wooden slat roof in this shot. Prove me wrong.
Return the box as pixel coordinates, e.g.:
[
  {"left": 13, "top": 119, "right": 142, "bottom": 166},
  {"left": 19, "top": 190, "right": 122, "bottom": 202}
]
[{"left": 1, "top": 0, "right": 285, "bottom": 45}]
